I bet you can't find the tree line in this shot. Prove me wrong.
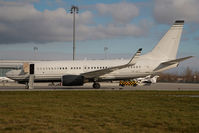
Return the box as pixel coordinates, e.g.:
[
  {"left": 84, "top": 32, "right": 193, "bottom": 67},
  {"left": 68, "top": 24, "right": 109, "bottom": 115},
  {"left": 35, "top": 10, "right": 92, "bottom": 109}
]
[{"left": 158, "top": 67, "right": 199, "bottom": 83}]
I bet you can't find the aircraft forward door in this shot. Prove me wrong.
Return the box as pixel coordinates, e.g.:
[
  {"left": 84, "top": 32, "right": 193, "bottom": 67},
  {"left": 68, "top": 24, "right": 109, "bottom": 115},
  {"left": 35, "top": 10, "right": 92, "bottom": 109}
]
[
  {"left": 28, "top": 64, "right": 35, "bottom": 89},
  {"left": 30, "top": 64, "right": 34, "bottom": 74}
]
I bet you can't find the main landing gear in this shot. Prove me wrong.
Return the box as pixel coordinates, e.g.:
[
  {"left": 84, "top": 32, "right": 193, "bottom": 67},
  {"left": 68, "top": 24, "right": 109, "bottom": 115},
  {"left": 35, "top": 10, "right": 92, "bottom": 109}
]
[{"left": 93, "top": 82, "right": 100, "bottom": 89}]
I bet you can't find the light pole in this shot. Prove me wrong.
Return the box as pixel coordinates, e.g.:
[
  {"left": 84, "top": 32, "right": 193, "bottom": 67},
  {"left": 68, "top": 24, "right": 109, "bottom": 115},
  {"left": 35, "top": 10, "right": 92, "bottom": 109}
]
[
  {"left": 33, "top": 46, "right": 38, "bottom": 60},
  {"left": 70, "top": 5, "right": 79, "bottom": 60},
  {"left": 104, "top": 47, "right": 108, "bottom": 59}
]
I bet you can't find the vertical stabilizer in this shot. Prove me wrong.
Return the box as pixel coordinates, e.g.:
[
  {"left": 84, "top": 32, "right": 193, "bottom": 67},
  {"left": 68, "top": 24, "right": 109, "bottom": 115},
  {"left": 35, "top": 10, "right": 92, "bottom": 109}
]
[{"left": 147, "top": 20, "right": 184, "bottom": 60}]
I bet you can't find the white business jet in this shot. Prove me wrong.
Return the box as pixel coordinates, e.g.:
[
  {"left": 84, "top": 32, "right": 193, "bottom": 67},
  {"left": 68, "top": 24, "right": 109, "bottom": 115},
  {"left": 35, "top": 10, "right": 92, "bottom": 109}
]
[{"left": 6, "top": 20, "right": 192, "bottom": 89}]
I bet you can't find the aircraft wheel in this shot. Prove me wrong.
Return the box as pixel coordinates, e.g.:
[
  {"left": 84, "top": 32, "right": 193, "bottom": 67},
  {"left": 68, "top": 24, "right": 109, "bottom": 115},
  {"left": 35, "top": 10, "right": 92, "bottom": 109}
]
[{"left": 93, "top": 82, "right": 100, "bottom": 89}]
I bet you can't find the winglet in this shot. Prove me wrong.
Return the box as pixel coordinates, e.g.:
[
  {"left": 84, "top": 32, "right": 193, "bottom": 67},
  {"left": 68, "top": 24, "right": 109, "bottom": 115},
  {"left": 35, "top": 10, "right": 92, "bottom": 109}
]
[
  {"left": 81, "top": 48, "right": 142, "bottom": 78},
  {"left": 128, "top": 48, "right": 142, "bottom": 64}
]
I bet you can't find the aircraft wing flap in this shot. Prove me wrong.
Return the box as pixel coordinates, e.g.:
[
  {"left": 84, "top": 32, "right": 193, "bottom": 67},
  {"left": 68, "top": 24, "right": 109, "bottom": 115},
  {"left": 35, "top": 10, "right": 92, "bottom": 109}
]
[{"left": 81, "top": 48, "right": 142, "bottom": 79}]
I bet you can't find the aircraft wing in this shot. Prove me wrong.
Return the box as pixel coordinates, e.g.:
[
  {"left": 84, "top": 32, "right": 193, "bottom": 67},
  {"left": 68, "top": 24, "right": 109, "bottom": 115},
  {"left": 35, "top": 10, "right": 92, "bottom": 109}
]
[
  {"left": 154, "top": 56, "right": 193, "bottom": 72},
  {"left": 81, "top": 48, "right": 142, "bottom": 79}
]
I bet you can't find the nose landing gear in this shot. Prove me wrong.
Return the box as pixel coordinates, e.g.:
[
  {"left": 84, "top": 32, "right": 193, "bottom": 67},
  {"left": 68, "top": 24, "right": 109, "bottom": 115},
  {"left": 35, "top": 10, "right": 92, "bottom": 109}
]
[{"left": 25, "top": 82, "right": 29, "bottom": 89}]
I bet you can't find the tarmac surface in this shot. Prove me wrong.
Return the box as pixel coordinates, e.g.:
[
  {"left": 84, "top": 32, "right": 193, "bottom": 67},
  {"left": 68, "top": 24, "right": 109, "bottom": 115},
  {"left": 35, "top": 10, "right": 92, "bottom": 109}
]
[{"left": 0, "top": 82, "right": 199, "bottom": 91}]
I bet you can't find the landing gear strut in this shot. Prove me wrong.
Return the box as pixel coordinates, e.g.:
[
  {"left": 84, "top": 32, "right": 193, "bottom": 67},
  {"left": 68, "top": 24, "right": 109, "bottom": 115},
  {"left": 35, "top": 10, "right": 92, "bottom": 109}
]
[
  {"left": 25, "top": 82, "right": 29, "bottom": 89},
  {"left": 93, "top": 82, "right": 100, "bottom": 89}
]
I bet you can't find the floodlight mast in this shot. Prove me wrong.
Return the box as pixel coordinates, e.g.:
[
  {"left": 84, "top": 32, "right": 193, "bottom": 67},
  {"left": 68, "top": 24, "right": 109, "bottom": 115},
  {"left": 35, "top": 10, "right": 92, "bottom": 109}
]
[{"left": 70, "top": 5, "right": 79, "bottom": 60}]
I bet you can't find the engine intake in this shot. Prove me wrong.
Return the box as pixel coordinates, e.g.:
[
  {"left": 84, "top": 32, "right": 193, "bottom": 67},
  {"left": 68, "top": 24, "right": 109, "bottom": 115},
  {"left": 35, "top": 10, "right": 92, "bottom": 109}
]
[{"left": 62, "top": 75, "right": 84, "bottom": 86}]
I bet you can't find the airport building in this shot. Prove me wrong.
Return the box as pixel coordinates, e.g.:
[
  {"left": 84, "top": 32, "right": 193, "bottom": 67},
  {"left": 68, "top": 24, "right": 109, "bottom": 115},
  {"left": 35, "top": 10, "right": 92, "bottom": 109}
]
[
  {"left": 0, "top": 60, "right": 28, "bottom": 77},
  {"left": 0, "top": 68, "right": 15, "bottom": 77}
]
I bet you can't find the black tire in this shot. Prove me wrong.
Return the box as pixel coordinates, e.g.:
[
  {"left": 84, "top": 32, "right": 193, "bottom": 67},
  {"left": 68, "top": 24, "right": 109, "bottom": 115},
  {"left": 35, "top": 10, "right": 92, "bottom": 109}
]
[{"left": 93, "top": 83, "right": 100, "bottom": 89}]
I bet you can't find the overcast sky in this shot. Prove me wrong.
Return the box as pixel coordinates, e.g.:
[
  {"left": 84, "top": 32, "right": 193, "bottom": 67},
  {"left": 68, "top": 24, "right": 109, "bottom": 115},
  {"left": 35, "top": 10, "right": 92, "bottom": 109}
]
[{"left": 0, "top": 0, "right": 199, "bottom": 71}]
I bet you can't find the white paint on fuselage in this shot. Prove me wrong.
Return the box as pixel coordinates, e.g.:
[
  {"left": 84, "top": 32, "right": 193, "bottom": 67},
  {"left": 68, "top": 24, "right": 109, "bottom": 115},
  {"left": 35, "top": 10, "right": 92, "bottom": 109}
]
[{"left": 34, "top": 56, "right": 162, "bottom": 81}]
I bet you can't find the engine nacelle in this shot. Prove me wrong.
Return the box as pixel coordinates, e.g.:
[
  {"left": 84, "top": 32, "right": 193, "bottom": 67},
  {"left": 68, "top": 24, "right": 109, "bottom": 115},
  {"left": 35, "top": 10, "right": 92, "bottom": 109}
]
[{"left": 62, "top": 75, "right": 84, "bottom": 86}]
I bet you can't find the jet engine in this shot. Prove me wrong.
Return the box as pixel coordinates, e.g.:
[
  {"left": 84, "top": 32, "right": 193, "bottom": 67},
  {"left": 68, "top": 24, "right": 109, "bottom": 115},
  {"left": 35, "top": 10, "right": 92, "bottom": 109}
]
[{"left": 62, "top": 75, "right": 84, "bottom": 86}]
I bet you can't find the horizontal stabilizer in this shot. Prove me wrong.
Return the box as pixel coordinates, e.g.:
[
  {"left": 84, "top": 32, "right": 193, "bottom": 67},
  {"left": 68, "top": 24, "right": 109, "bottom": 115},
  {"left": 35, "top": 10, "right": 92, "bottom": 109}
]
[
  {"left": 161, "top": 56, "right": 193, "bottom": 65},
  {"left": 154, "top": 56, "right": 193, "bottom": 72}
]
